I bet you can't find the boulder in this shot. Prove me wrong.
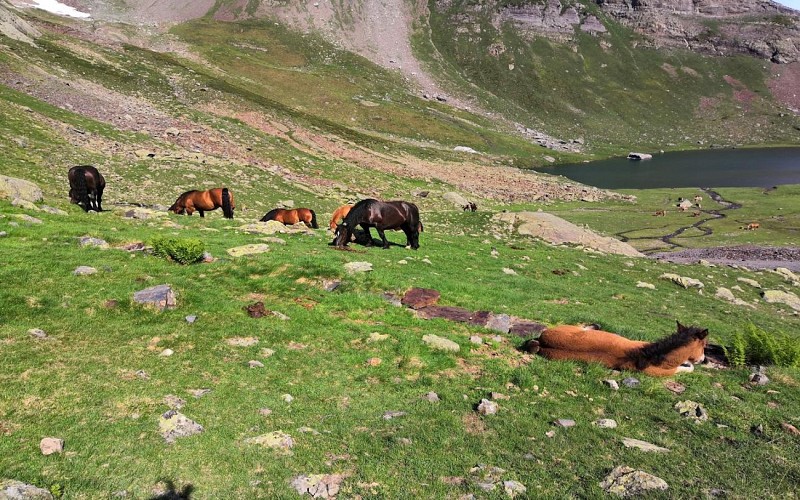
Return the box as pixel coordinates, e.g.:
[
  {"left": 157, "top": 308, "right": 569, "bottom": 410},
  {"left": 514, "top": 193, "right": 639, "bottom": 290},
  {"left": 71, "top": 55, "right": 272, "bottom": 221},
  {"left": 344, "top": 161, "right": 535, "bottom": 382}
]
[
  {"left": 158, "top": 410, "right": 203, "bottom": 443},
  {"left": 401, "top": 288, "right": 441, "bottom": 309},
  {"left": 621, "top": 438, "right": 670, "bottom": 453},
  {"left": 133, "top": 284, "right": 177, "bottom": 311},
  {"left": 227, "top": 244, "right": 270, "bottom": 257},
  {"left": 422, "top": 334, "right": 460, "bottom": 352},
  {"left": 39, "top": 437, "right": 64, "bottom": 455},
  {"left": 0, "top": 480, "right": 53, "bottom": 499},
  {"left": 290, "top": 474, "right": 344, "bottom": 499},
  {"left": 600, "top": 466, "right": 668, "bottom": 497},
  {"left": 344, "top": 261, "right": 372, "bottom": 274},
  {"left": 660, "top": 273, "right": 704, "bottom": 289},
  {"left": 0, "top": 175, "right": 42, "bottom": 204},
  {"left": 761, "top": 290, "right": 800, "bottom": 311},
  {"left": 442, "top": 192, "right": 470, "bottom": 208}
]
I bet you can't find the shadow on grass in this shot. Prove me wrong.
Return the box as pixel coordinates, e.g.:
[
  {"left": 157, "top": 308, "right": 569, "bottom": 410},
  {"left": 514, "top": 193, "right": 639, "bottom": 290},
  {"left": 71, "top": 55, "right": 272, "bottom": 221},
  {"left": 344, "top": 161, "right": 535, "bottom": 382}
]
[{"left": 149, "top": 480, "right": 194, "bottom": 500}]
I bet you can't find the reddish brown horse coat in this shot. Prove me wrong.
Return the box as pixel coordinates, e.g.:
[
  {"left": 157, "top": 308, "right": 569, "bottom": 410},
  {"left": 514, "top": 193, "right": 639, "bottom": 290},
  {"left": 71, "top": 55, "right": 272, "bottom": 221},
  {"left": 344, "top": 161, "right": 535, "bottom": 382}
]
[
  {"left": 532, "top": 322, "right": 708, "bottom": 377},
  {"left": 329, "top": 205, "right": 352, "bottom": 230},
  {"left": 169, "top": 188, "right": 234, "bottom": 218},
  {"left": 333, "top": 198, "right": 422, "bottom": 249},
  {"left": 68, "top": 165, "right": 106, "bottom": 212},
  {"left": 260, "top": 208, "right": 318, "bottom": 228}
]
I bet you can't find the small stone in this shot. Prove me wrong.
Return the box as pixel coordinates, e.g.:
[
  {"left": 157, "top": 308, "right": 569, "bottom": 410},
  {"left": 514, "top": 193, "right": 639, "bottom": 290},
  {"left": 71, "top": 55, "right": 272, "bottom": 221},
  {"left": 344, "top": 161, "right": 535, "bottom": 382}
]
[
  {"left": 383, "top": 411, "right": 407, "bottom": 420},
  {"left": 674, "top": 400, "right": 708, "bottom": 422},
  {"left": 600, "top": 465, "right": 668, "bottom": 496},
  {"left": 622, "top": 437, "right": 670, "bottom": 452},
  {"left": 594, "top": 419, "right": 618, "bottom": 429},
  {"left": 158, "top": 410, "right": 203, "bottom": 443},
  {"left": 636, "top": 281, "right": 655, "bottom": 289},
  {"left": 39, "top": 437, "right": 64, "bottom": 455},
  {"left": 259, "top": 408, "right": 273, "bottom": 417},
  {"left": 73, "top": 266, "right": 97, "bottom": 276},
  {"left": 366, "top": 357, "right": 382, "bottom": 366},
  {"left": 485, "top": 314, "right": 512, "bottom": 334},
  {"left": 367, "top": 332, "right": 389, "bottom": 342},
  {"left": 249, "top": 360, "right": 264, "bottom": 368},
  {"left": 246, "top": 431, "right": 294, "bottom": 450},
  {"left": 664, "top": 381, "right": 686, "bottom": 394},
  {"left": 502, "top": 268, "right": 517, "bottom": 275},
  {"left": 271, "top": 311, "right": 290, "bottom": 321},
  {"left": 423, "top": 392, "right": 440, "bottom": 402},
  {"left": 290, "top": 474, "right": 344, "bottom": 499},
  {"left": 503, "top": 480, "right": 527, "bottom": 497},
  {"left": 477, "top": 399, "right": 498, "bottom": 415},
  {"left": 133, "top": 284, "right": 177, "bottom": 311},
  {"left": 261, "top": 348, "right": 276, "bottom": 358},
  {"left": 227, "top": 337, "right": 259, "bottom": 347},
  {"left": 344, "top": 261, "right": 373, "bottom": 273},
  {"left": 322, "top": 279, "right": 341, "bottom": 291},
  {"left": 28, "top": 328, "right": 47, "bottom": 339},
  {"left": 0, "top": 480, "right": 54, "bottom": 499},
  {"left": 282, "top": 394, "right": 294, "bottom": 403},
  {"left": 185, "top": 315, "right": 197, "bottom": 324},
  {"left": 554, "top": 419, "right": 576, "bottom": 428},
  {"left": 135, "top": 370, "right": 149, "bottom": 379},
  {"left": 227, "top": 243, "right": 270, "bottom": 257},
  {"left": 397, "top": 437, "right": 413, "bottom": 446},
  {"left": 422, "top": 334, "right": 460, "bottom": 352},
  {"left": 159, "top": 348, "right": 174, "bottom": 357},
  {"left": 603, "top": 380, "right": 620, "bottom": 390},
  {"left": 470, "top": 335, "right": 483, "bottom": 345},
  {"left": 781, "top": 422, "right": 800, "bottom": 435},
  {"left": 545, "top": 430, "right": 556, "bottom": 438},
  {"left": 79, "top": 236, "right": 108, "bottom": 248},
  {"left": 188, "top": 389, "right": 211, "bottom": 398},
  {"left": 490, "top": 392, "right": 510, "bottom": 401},
  {"left": 164, "top": 395, "right": 186, "bottom": 409},
  {"left": 0, "top": 231, "right": 6, "bottom": 237},
  {"left": 622, "top": 377, "right": 640, "bottom": 388},
  {"left": 749, "top": 373, "right": 769, "bottom": 385}
]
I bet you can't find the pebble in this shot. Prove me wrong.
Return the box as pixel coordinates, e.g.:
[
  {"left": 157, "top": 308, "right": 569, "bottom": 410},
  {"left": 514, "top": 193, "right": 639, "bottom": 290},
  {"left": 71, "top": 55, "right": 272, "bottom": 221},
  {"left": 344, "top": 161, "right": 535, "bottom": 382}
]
[
  {"left": 622, "top": 377, "right": 640, "bottom": 388},
  {"left": 39, "top": 437, "right": 64, "bottom": 455},
  {"left": 185, "top": 315, "right": 197, "bottom": 324},
  {"left": 594, "top": 419, "right": 618, "bottom": 429},
  {"left": 603, "top": 379, "right": 620, "bottom": 390},
  {"left": 477, "top": 399, "right": 498, "bottom": 415},
  {"left": 28, "top": 328, "right": 47, "bottom": 339},
  {"left": 248, "top": 360, "right": 264, "bottom": 368},
  {"left": 554, "top": 419, "right": 576, "bottom": 428},
  {"left": 423, "top": 392, "right": 440, "bottom": 402},
  {"left": 383, "top": 411, "right": 407, "bottom": 420},
  {"left": 159, "top": 349, "right": 174, "bottom": 357}
]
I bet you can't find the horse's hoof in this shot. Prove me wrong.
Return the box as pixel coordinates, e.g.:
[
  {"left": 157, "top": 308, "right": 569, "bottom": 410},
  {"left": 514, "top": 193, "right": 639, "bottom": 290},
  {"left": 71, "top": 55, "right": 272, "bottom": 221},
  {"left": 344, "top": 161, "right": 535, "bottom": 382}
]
[
  {"left": 521, "top": 339, "right": 540, "bottom": 354},
  {"left": 677, "top": 362, "right": 695, "bottom": 373}
]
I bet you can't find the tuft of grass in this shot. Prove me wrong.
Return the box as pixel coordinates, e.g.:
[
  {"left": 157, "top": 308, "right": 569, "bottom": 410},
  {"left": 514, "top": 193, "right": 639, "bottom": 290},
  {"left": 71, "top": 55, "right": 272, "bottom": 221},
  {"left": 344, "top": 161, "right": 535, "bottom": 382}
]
[
  {"left": 151, "top": 236, "right": 206, "bottom": 264},
  {"left": 725, "top": 323, "right": 800, "bottom": 368}
]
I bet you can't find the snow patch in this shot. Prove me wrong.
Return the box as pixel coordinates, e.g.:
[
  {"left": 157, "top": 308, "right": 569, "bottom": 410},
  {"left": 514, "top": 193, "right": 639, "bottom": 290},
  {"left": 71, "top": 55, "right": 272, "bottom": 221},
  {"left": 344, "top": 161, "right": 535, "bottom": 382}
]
[{"left": 17, "top": 0, "right": 91, "bottom": 19}]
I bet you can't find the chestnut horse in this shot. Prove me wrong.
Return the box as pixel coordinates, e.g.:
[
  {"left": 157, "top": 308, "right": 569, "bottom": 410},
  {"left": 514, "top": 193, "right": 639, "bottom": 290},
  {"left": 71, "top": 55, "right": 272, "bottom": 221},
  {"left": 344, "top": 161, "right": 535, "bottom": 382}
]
[
  {"left": 329, "top": 204, "right": 353, "bottom": 230},
  {"left": 68, "top": 165, "right": 106, "bottom": 212},
  {"left": 169, "top": 188, "right": 234, "bottom": 218},
  {"left": 526, "top": 321, "right": 708, "bottom": 377},
  {"left": 333, "top": 199, "right": 422, "bottom": 249},
  {"left": 260, "top": 208, "right": 318, "bottom": 228}
]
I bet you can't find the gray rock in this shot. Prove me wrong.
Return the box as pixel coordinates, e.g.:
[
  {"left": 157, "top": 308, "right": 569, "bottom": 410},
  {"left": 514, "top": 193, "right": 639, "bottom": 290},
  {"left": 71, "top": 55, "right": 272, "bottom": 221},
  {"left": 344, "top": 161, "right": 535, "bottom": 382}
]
[
  {"left": 503, "top": 480, "right": 527, "bottom": 497},
  {"left": 0, "top": 231, "right": 6, "bottom": 237},
  {"left": 737, "top": 277, "right": 761, "bottom": 288},
  {"left": 382, "top": 411, "right": 407, "bottom": 420},
  {"left": 227, "top": 244, "right": 269, "bottom": 257},
  {"left": 322, "top": 280, "right": 341, "bottom": 292},
  {"left": 248, "top": 360, "right": 264, "bottom": 368},
  {"left": 443, "top": 191, "right": 470, "bottom": 208},
  {"left": 344, "top": 261, "right": 372, "bottom": 273},
  {"left": 422, "top": 334, "right": 460, "bottom": 352},
  {"left": 603, "top": 380, "right": 620, "bottom": 391},
  {"left": 0, "top": 480, "right": 54, "bottom": 499},
  {"left": 39, "top": 437, "right": 64, "bottom": 455},
  {"left": 554, "top": 419, "right": 576, "bottom": 428},
  {"left": 39, "top": 205, "right": 67, "bottom": 216},
  {"left": 245, "top": 431, "right": 294, "bottom": 450},
  {"left": 159, "top": 410, "right": 203, "bottom": 443},
  {"left": 477, "top": 399, "right": 499, "bottom": 415},
  {"left": 290, "top": 474, "right": 344, "bottom": 499},
  {"left": 188, "top": 389, "right": 211, "bottom": 398},
  {"left": 485, "top": 313, "right": 512, "bottom": 333},
  {"left": 79, "top": 236, "right": 108, "bottom": 248},
  {"left": 0, "top": 174, "right": 43, "bottom": 203},
  {"left": 674, "top": 400, "right": 709, "bottom": 422},
  {"left": 621, "top": 437, "right": 670, "bottom": 452},
  {"left": 133, "top": 284, "right": 176, "bottom": 311},
  {"left": 622, "top": 377, "right": 640, "bottom": 388},
  {"left": 749, "top": 366, "right": 769, "bottom": 385},
  {"left": 423, "top": 392, "right": 440, "bottom": 402},
  {"left": 73, "top": 266, "right": 97, "bottom": 276},
  {"left": 469, "top": 335, "right": 483, "bottom": 345},
  {"left": 27, "top": 328, "right": 47, "bottom": 339},
  {"left": 185, "top": 315, "right": 197, "bottom": 324},
  {"left": 13, "top": 214, "right": 42, "bottom": 224},
  {"left": 660, "top": 273, "right": 704, "bottom": 289},
  {"left": 600, "top": 466, "right": 668, "bottom": 497},
  {"left": 761, "top": 290, "right": 800, "bottom": 311},
  {"left": 164, "top": 395, "right": 186, "bottom": 409},
  {"left": 594, "top": 419, "right": 618, "bottom": 429}
]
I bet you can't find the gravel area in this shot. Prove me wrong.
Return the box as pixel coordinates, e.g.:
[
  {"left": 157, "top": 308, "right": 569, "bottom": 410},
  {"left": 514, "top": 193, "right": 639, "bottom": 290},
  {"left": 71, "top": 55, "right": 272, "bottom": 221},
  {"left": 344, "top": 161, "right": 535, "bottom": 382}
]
[{"left": 650, "top": 245, "right": 800, "bottom": 272}]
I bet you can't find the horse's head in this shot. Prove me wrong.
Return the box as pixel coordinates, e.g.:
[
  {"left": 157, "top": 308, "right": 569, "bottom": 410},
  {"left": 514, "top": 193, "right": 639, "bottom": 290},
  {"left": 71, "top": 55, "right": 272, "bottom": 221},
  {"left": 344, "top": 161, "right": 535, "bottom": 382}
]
[
  {"left": 677, "top": 321, "right": 709, "bottom": 364},
  {"left": 333, "top": 222, "right": 350, "bottom": 247},
  {"left": 69, "top": 189, "right": 79, "bottom": 204}
]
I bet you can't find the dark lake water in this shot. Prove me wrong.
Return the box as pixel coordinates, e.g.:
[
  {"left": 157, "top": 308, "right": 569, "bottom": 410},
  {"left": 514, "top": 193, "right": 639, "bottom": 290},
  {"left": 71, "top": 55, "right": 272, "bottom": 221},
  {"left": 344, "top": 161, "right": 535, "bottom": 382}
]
[{"left": 535, "top": 147, "right": 800, "bottom": 189}]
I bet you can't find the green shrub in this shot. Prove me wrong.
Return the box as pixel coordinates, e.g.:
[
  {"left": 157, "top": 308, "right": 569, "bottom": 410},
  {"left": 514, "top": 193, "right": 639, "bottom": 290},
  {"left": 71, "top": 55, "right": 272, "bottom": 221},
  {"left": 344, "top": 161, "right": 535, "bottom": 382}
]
[
  {"left": 151, "top": 236, "right": 205, "bottom": 264},
  {"left": 724, "top": 324, "right": 800, "bottom": 368}
]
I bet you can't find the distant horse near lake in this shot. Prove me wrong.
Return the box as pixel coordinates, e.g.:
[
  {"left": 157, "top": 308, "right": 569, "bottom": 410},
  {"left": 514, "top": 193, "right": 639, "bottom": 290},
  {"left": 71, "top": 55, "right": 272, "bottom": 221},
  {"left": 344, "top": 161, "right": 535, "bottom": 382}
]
[
  {"left": 333, "top": 199, "right": 422, "bottom": 249},
  {"left": 329, "top": 204, "right": 353, "bottom": 230},
  {"left": 525, "top": 321, "right": 709, "bottom": 377},
  {"left": 169, "top": 188, "right": 234, "bottom": 218},
  {"left": 261, "top": 208, "right": 318, "bottom": 228},
  {"left": 68, "top": 165, "right": 106, "bottom": 212}
]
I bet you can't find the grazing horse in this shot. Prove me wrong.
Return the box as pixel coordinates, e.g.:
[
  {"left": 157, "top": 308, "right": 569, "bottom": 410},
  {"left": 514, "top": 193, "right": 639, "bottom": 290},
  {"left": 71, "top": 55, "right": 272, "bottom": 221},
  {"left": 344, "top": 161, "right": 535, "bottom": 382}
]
[
  {"left": 525, "top": 321, "right": 708, "bottom": 377},
  {"left": 329, "top": 204, "right": 353, "bottom": 230},
  {"left": 261, "top": 208, "right": 318, "bottom": 228},
  {"left": 745, "top": 222, "right": 760, "bottom": 230},
  {"left": 333, "top": 199, "right": 422, "bottom": 249},
  {"left": 653, "top": 210, "right": 666, "bottom": 217},
  {"left": 169, "top": 188, "right": 234, "bottom": 218},
  {"left": 68, "top": 165, "right": 106, "bottom": 212},
  {"left": 462, "top": 202, "right": 477, "bottom": 212}
]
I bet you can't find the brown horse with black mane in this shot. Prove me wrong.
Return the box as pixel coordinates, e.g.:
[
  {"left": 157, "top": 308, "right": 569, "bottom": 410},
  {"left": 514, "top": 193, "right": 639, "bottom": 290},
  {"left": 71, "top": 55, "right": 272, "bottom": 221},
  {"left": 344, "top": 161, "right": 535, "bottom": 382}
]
[
  {"left": 525, "top": 321, "right": 708, "bottom": 377},
  {"left": 261, "top": 208, "right": 318, "bottom": 228},
  {"left": 333, "top": 199, "right": 422, "bottom": 249},
  {"left": 329, "top": 204, "right": 353, "bottom": 230},
  {"left": 68, "top": 165, "right": 106, "bottom": 212},
  {"left": 169, "top": 188, "right": 234, "bottom": 218}
]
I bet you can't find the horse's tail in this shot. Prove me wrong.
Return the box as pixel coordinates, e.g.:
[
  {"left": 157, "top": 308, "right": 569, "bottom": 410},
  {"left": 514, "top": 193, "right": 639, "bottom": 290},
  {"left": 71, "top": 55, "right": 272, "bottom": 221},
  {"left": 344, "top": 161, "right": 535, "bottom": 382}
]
[
  {"left": 221, "top": 188, "right": 233, "bottom": 219},
  {"left": 418, "top": 221, "right": 424, "bottom": 233},
  {"left": 309, "top": 209, "right": 318, "bottom": 229},
  {"left": 261, "top": 208, "right": 280, "bottom": 222},
  {"left": 72, "top": 167, "right": 90, "bottom": 212}
]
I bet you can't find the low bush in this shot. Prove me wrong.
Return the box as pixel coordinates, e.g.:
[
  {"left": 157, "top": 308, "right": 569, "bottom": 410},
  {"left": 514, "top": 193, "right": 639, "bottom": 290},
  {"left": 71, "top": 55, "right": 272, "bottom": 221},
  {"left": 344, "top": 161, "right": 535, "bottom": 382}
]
[
  {"left": 724, "top": 323, "right": 800, "bottom": 368},
  {"left": 151, "top": 236, "right": 205, "bottom": 264}
]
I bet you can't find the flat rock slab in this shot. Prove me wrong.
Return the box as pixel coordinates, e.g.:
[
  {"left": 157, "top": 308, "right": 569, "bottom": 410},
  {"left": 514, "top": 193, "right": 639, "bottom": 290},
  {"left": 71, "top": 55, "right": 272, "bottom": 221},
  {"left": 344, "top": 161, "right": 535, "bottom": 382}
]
[
  {"left": 290, "top": 474, "right": 344, "bottom": 498},
  {"left": 159, "top": 410, "right": 203, "bottom": 443},
  {"left": 133, "top": 285, "right": 176, "bottom": 311},
  {"left": 13, "top": 214, "right": 42, "bottom": 224},
  {"left": 0, "top": 480, "right": 54, "bottom": 499},
  {"left": 422, "top": 334, "right": 460, "bottom": 352},
  {"left": 401, "top": 288, "right": 441, "bottom": 309},
  {"left": 227, "top": 337, "right": 259, "bottom": 347},
  {"left": 79, "top": 236, "right": 108, "bottom": 248},
  {"left": 246, "top": 431, "right": 294, "bottom": 451},
  {"left": 485, "top": 313, "right": 512, "bottom": 333},
  {"left": 660, "top": 273, "right": 704, "bottom": 289},
  {"left": 622, "top": 438, "right": 670, "bottom": 453},
  {"left": 39, "top": 437, "right": 64, "bottom": 455},
  {"left": 0, "top": 174, "right": 43, "bottom": 203},
  {"left": 227, "top": 244, "right": 269, "bottom": 257},
  {"left": 761, "top": 290, "right": 800, "bottom": 311},
  {"left": 121, "top": 207, "right": 168, "bottom": 219},
  {"left": 494, "top": 211, "right": 644, "bottom": 257},
  {"left": 509, "top": 319, "right": 546, "bottom": 338},
  {"left": 73, "top": 266, "right": 97, "bottom": 276},
  {"left": 416, "top": 305, "right": 472, "bottom": 322},
  {"left": 600, "top": 466, "right": 668, "bottom": 497},
  {"left": 344, "top": 261, "right": 373, "bottom": 274},
  {"left": 39, "top": 206, "right": 67, "bottom": 216},
  {"left": 675, "top": 400, "right": 709, "bottom": 422}
]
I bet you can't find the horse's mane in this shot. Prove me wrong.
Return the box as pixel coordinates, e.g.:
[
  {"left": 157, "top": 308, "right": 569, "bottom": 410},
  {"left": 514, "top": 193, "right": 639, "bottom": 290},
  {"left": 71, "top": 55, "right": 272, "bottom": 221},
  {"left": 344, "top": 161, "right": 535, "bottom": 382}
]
[
  {"left": 262, "top": 208, "right": 282, "bottom": 221},
  {"left": 628, "top": 324, "right": 706, "bottom": 370},
  {"left": 341, "top": 199, "right": 378, "bottom": 226}
]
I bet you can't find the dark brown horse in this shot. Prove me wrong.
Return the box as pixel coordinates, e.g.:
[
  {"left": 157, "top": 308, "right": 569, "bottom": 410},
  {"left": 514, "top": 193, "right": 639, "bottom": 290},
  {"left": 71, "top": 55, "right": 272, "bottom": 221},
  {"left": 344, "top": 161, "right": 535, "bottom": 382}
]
[
  {"left": 333, "top": 199, "right": 422, "bottom": 249},
  {"left": 169, "top": 188, "right": 234, "bottom": 218},
  {"left": 260, "top": 208, "right": 318, "bottom": 228},
  {"left": 68, "top": 165, "right": 106, "bottom": 212}
]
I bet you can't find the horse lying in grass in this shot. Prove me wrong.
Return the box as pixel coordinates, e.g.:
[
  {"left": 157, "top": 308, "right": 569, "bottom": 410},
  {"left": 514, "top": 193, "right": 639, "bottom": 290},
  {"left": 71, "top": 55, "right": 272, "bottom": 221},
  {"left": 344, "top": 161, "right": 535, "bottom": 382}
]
[
  {"left": 525, "top": 321, "right": 708, "bottom": 376},
  {"left": 329, "top": 204, "right": 352, "bottom": 230},
  {"left": 261, "top": 208, "right": 318, "bottom": 228},
  {"left": 68, "top": 165, "right": 106, "bottom": 212},
  {"left": 169, "top": 188, "right": 234, "bottom": 218},
  {"left": 333, "top": 198, "right": 422, "bottom": 249}
]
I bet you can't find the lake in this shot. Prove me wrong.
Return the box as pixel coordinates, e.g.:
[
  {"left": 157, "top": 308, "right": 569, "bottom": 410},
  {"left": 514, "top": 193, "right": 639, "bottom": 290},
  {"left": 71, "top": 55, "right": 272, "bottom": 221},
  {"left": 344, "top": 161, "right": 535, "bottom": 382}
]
[{"left": 535, "top": 147, "right": 800, "bottom": 189}]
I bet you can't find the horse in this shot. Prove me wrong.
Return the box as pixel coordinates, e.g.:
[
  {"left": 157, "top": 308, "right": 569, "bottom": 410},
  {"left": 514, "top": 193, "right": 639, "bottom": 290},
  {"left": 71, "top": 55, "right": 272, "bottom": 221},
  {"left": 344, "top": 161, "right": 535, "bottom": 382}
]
[
  {"left": 168, "top": 188, "right": 234, "bottom": 218},
  {"left": 745, "top": 222, "right": 760, "bottom": 230},
  {"left": 333, "top": 199, "right": 422, "bottom": 249},
  {"left": 329, "top": 204, "right": 353, "bottom": 230},
  {"left": 462, "top": 202, "right": 477, "bottom": 212},
  {"left": 68, "top": 165, "right": 106, "bottom": 212},
  {"left": 261, "top": 208, "right": 318, "bottom": 228},
  {"left": 524, "top": 321, "right": 708, "bottom": 377},
  {"left": 653, "top": 210, "right": 666, "bottom": 217}
]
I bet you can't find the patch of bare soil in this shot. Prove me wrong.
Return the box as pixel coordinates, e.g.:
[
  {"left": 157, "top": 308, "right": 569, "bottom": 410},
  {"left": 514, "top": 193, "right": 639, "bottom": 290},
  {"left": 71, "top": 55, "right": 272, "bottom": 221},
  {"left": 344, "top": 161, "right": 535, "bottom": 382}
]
[
  {"left": 650, "top": 245, "right": 800, "bottom": 271},
  {"left": 769, "top": 62, "right": 800, "bottom": 112}
]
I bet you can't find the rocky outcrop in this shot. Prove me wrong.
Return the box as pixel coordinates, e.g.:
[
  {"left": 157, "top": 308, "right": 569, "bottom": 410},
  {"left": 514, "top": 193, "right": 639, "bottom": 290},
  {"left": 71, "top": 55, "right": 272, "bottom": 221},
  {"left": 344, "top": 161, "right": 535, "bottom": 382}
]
[
  {"left": 0, "top": 175, "right": 43, "bottom": 204},
  {"left": 0, "top": 1, "right": 41, "bottom": 46}
]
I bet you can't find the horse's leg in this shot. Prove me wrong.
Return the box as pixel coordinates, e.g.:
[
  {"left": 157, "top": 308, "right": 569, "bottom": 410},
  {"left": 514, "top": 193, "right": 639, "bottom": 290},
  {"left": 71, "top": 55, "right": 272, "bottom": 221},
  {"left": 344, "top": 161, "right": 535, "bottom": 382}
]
[
  {"left": 362, "top": 225, "right": 374, "bottom": 246},
  {"left": 377, "top": 229, "right": 390, "bottom": 249},
  {"left": 96, "top": 186, "right": 104, "bottom": 211},
  {"left": 199, "top": 210, "right": 204, "bottom": 218}
]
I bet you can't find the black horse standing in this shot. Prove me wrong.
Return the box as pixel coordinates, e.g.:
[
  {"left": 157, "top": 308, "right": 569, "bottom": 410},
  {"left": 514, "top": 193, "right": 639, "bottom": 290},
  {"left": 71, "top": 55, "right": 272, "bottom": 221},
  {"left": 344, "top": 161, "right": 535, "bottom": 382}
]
[
  {"left": 333, "top": 199, "right": 422, "bottom": 249},
  {"left": 68, "top": 165, "right": 106, "bottom": 212}
]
